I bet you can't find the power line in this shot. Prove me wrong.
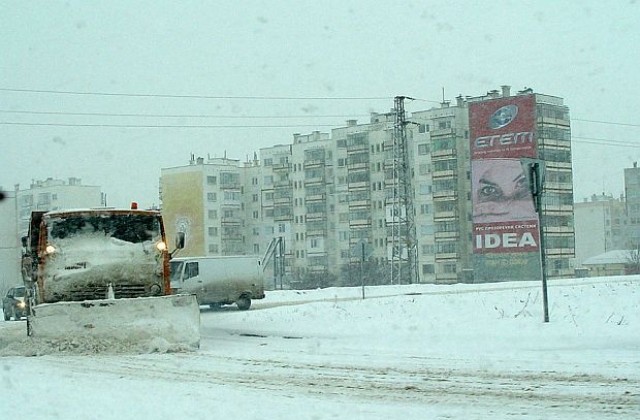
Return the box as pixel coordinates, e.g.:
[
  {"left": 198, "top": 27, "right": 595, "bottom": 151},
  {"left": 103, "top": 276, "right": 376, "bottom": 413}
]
[
  {"left": 1, "top": 122, "right": 636, "bottom": 147},
  {"left": 573, "top": 118, "right": 640, "bottom": 128},
  {"left": 0, "top": 121, "right": 339, "bottom": 128},
  {"left": 0, "top": 109, "right": 368, "bottom": 119},
  {"left": 571, "top": 136, "right": 638, "bottom": 148},
  {"left": 0, "top": 87, "right": 392, "bottom": 101}
]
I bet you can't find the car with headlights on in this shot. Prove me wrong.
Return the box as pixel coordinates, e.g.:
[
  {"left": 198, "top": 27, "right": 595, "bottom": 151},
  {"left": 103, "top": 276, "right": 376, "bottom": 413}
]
[{"left": 2, "top": 286, "right": 28, "bottom": 321}]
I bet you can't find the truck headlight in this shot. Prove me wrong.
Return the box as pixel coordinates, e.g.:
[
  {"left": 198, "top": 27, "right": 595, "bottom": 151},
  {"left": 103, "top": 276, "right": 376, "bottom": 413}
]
[{"left": 150, "top": 284, "right": 162, "bottom": 295}]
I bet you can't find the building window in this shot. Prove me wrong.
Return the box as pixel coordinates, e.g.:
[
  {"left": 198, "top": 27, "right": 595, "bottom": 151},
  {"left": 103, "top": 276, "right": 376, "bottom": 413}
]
[
  {"left": 422, "top": 264, "right": 435, "bottom": 274},
  {"left": 422, "top": 244, "right": 434, "bottom": 254},
  {"left": 438, "top": 120, "right": 452, "bottom": 129},
  {"left": 208, "top": 227, "right": 218, "bottom": 236},
  {"left": 253, "top": 210, "right": 259, "bottom": 219},
  {"left": 207, "top": 192, "right": 217, "bottom": 202},
  {"left": 208, "top": 210, "right": 218, "bottom": 219},
  {"left": 207, "top": 176, "right": 217, "bottom": 185},
  {"left": 418, "top": 143, "right": 430, "bottom": 155},
  {"left": 442, "top": 263, "right": 457, "bottom": 273}
]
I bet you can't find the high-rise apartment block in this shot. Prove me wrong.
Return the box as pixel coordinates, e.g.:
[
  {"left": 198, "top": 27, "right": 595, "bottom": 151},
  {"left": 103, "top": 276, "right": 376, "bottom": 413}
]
[
  {"left": 15, "top": 177, "right": 104, "bottom": 237},
  {"left": 623, "top": 162, "right": 640, "bottom": 249},
  {"left": 160, "top": 86, "right": 575, "bottom": 286}
]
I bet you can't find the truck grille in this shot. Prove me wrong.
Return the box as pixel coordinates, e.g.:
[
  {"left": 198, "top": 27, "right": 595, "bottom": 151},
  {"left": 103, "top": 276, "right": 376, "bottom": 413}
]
[{"left": 54, "top": 284, "right": 150, "bottom": 302}]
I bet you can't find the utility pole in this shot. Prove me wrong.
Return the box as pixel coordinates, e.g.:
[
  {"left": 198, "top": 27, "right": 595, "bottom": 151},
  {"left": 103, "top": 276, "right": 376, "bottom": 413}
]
[
  {"left": 523, "top": 159, "right": 548, "bottom": 323},
  {"left": 389, "top": 96, "right": 417, "bottom": 285}
]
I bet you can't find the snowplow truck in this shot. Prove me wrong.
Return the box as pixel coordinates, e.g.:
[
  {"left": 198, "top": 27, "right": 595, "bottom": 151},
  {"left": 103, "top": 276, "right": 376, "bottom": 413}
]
[{"left": 21, "top": 206, "right": 200, "bottom": 350}]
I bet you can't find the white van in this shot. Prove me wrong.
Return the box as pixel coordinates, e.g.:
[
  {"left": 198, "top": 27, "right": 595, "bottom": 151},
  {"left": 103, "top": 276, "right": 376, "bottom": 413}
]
[{"left": 170, "top": 256, "right": 265, "bottom": 310}]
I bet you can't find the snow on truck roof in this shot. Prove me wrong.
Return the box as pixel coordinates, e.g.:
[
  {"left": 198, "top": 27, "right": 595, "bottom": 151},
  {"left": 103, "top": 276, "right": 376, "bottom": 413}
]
[{"left": 43, "top": 208, "right": 161, "bottom": 217}]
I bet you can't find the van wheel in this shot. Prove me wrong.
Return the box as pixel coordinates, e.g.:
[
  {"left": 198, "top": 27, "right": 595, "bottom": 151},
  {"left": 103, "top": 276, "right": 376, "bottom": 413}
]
[
  {"left": 236, "top": 297, "right": 251, "bottom": 311},
  {"left": 3, "top": 310, "right": 9, "bottom": 321}
]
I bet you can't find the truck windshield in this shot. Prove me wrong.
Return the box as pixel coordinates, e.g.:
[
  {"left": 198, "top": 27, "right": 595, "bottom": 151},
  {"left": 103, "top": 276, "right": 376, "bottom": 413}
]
[{"left": 49, "top": 214, "right": 161, "bottom": 244}]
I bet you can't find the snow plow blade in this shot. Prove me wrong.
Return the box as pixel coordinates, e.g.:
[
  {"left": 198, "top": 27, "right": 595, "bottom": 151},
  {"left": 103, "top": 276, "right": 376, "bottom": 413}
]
[{"left": 28, "top": 294, "right": 200, "bottom": 352}]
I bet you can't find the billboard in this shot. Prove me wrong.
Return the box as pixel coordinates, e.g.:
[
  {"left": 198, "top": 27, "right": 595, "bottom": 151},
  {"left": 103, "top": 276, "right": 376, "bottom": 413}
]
[{"left": 469, "top": 94, "right": 542, "bottom": 282}]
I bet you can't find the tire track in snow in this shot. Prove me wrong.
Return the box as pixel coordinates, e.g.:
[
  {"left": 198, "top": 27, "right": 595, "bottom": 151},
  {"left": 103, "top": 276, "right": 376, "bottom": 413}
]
[{"left": 45, "top": 352, "right": 639, "bottom": 417}]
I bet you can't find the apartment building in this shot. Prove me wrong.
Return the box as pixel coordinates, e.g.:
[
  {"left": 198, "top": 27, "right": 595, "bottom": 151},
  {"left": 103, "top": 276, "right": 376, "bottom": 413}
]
[
  {"left": 15, "top": 177, "right": 104, "bottom": 237},
  {"left": 0, "top": 190, "right": 20, "bottom": 293},
  {"left": 624, "top": 162, "right": 640, "bottom": 249},
  {"left": 160, "top": 86, "right": 575, "bottom": 287},
  {"left": 160, "top": 155, "right": 258, "bottom": 257},
  {"left": 574, "top": 194, "right": 626, "bottom": 267}
]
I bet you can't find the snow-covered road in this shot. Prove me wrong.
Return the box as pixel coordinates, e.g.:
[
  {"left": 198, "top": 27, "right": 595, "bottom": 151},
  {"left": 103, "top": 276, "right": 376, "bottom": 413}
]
[{"left": 1, "top": 276, "right": 639, "bottom": 419}]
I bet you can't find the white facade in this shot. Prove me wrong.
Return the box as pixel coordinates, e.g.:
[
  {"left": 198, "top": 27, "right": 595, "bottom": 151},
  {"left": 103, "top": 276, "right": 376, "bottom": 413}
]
[
  {"left": 16, "top": 177, "right": 104, "bottom": 237},
  {"left": 0, "top": 190, "right": 20, "bottom": 294}
]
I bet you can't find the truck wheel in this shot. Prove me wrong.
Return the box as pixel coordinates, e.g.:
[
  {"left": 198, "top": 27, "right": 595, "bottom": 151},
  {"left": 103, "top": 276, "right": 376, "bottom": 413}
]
[{"left": 236, "top": 297, "right": 251, "bottom": 311}]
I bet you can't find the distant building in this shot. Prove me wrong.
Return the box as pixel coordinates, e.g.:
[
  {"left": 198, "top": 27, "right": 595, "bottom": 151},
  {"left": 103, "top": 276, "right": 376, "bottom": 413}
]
[
  {"left": 0, "top": 189, "right": 20, "bottom": 294},
  {"left": 574, "top": 194, "right": 627, "bottom": 267},
  {"left": 160, "top": 155, "right": 260, "bottom": 257},
  {"left": 582, "top": 250, "right": 635, "bottom": 277},
  {"left": 15, "top": 177, "right": 104, "bottom": 237},
  {"left": 624, "top": 162, "right": 640, "bottom": 249}
]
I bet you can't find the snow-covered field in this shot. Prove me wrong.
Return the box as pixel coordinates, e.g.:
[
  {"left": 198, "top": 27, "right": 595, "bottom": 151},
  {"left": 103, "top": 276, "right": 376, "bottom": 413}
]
[{"left": 1, "top": 276, "right": 638, "bottom": 419}]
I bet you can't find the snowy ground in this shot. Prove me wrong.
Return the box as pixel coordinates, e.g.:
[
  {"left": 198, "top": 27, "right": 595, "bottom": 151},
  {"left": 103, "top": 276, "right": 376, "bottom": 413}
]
[{"left": 1, "top": 276, "right": 638, "bottom": 419}]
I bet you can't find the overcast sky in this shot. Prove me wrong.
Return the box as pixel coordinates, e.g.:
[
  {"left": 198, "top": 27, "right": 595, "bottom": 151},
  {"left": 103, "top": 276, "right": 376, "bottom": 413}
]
[{"left": 1, "top": 1, "right": 638, "bottom": 208}]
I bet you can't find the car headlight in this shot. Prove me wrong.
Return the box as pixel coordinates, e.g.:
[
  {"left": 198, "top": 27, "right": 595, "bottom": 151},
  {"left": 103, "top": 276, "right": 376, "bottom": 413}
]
[
  {"left": 16, "top": 301, "right": 26, "bottom": 309},
  {"left": 156, "top": 241, "right": 167, "bottom": 252}
]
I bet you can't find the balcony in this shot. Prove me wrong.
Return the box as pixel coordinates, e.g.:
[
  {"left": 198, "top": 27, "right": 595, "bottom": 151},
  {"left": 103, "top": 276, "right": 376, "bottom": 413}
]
[
  {"left": 431, "top": 169, "right": 456, "bottom": 179},
  {"left": 435, "top": 253, "right": 459, "bottom": 261},
  {"left": 433, "top": 211, "right": 457, "bottom": 220},
  {"left": 272, "top": 162, "right": 290, "bottom": 171},
  {"left": 432, "top": 190, "right": 458, "bottom": 199},
  {"left": 304, "top": 176, "right": 325, "bottom": 185},
  {"left": 274, "top": 180, "right": 291, "bottom": 188},
  {"left": 303, "top": 159, "right": 325, "bottom": 168},
  {"left": 306, "top": 193, "right": 326, "bottom": 202},
  {"left": 221, "top": 217, "right": 243, "bottom": 225},
  {"left": 306, "top": 226, "right": 326, "bottom": 236},
  {"left": 306, "top": 212, "right": 327, "bottom": 221},
  {"left": 349, "top": 218, "right": 372, "bottom": 227},
  {"left": 435, "top": 231, "right": 459, "bottom": 240},
  {"left": 431, "top": 149, "right": 456, "bottom": 158},
  {"left": 430, "top": 127, "right": 455, "bottom": 136}
]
